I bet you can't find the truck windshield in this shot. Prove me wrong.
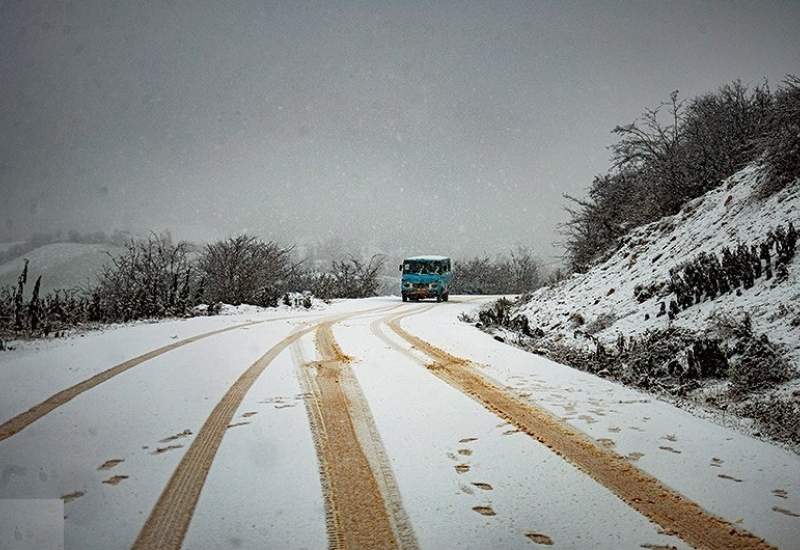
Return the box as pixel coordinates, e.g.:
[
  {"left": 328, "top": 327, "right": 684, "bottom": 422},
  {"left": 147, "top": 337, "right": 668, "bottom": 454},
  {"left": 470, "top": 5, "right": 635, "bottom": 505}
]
[{"left": 403, "top": 260, "right": 448, "bottom": 274}]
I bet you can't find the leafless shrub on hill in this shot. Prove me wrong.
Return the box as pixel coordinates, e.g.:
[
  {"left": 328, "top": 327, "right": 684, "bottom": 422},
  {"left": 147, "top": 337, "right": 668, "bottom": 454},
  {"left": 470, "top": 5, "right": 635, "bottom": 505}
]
[
  {"left": 755, "top": 75, "right": 800, "bottom": 197},
  {"left": 562, "top": 79, "right": 781, "bottom": 272},
  {"left": 708, "top": 312, "right": 794, "bottom": 394},
  {"left": 584, "top": 312, "right": 617, "bottom": 335},
  {"left": 734, "top": 394, "right": 800, "bottom": 446}
]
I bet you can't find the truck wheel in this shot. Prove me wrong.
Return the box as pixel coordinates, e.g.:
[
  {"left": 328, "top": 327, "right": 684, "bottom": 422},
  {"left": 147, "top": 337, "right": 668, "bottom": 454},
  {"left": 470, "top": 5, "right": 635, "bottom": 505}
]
[
  {"left": 402, "top": 295, "right": 407, "bottom": 302},
  {"left": 443, "top": 293, "right": 449, "bottom": 302},
  {"left": 436, "top": 294, "right": 442, "bottom": 303}
]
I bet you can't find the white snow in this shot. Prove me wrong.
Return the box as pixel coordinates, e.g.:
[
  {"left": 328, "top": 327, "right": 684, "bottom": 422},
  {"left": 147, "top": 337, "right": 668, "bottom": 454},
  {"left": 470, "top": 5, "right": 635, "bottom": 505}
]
[
  {"left": 0, "top": 296, "right": 797, "bottom": 549},
  {"left": 514, "top": 165, "right": 799, "bottom": 364},
  {"left": 405, "top": 300, "right": 800, "bottom": 549}
]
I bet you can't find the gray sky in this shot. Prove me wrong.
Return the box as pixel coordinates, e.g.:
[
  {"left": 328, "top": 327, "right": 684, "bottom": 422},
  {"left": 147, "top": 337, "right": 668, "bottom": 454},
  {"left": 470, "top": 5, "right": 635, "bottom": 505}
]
[{"left": 2, "top": 1, "right": 799, "bottom": 261}]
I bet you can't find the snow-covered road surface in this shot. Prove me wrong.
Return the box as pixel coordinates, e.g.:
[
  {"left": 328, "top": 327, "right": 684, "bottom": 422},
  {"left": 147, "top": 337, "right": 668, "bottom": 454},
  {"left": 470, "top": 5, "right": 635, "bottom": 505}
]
[{"left": 0, "top": 297, "right": 797, "bottom": 549}]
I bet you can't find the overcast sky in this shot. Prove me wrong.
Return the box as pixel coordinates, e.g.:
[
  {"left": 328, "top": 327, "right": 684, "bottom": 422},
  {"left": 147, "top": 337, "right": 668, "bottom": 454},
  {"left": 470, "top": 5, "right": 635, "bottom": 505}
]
[{"left": 2, "top": 1, "right": 799, "bottom": 261}]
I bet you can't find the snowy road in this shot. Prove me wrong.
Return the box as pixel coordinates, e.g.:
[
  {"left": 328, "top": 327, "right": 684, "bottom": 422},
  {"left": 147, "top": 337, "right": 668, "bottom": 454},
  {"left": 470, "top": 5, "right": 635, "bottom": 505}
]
[{"left": 0, "top": 297, "right": 798, "bottom": 549}]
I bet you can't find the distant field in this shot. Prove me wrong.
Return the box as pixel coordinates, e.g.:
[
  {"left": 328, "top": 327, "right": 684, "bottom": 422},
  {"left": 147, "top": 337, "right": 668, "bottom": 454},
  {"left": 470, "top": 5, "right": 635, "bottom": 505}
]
[{"left": 0, "top": 242, "right": 124, "bottom": 295}]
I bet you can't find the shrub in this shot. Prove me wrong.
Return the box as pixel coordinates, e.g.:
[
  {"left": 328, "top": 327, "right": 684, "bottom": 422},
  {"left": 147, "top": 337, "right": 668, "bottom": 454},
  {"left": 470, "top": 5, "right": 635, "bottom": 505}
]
[
  {"left": 728, "top": 336, "right": 793, "bottom": 394},
  {"left": 584, "top": 312, "right": 616, "bottom": 335},
  {"left": 199, "top": 235, "right": 295, "bottom": 307},
  {"left": 90, "top": 233, "right": 196, "bottom": 321},
  {"left": 452, "top": 247, "right": 542, "bottom": 294},
  {"left": 294, "top": 255, "right": 386, "bottom": 300}
]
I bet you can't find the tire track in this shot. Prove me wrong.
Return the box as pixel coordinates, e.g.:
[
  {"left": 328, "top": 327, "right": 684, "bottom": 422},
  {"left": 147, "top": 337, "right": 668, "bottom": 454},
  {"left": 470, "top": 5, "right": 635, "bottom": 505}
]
[
  {"left": 295, "top": 315, "right": 419, "bottom": 550},
  {"left": 0, "top": 314, "right": 314, "bottom": 443},
  {"left": 132, "top": 304, "right": 400, "bottom": 550},
  {"left": 380, "top": 308, "right": 775, "bottom": 550}
]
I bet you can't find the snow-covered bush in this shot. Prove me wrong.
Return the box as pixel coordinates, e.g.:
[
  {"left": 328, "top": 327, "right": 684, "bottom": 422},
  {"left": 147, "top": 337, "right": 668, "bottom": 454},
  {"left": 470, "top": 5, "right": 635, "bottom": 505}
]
[
  {"left": 728, "top": 337, "right": 793, "bottom": 393},
  {"left": 89, "top": 233, "right": 197, "bottom": 321},
  {"left": 452, "top": 247, "right": 542, "bottom": 294},
  {"left": 291, "top": 255, "right": 385, "bottom": 300},
  {"left": 198, "top": 235, "right": 296, "bottom": 307}
]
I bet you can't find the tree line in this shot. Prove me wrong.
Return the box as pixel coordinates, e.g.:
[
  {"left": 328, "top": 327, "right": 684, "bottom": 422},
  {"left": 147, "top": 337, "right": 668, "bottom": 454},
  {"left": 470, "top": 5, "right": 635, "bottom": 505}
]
[
  {"left": 0, "top": 233, "right": 386, "bottom": 339},
  {"left": 562, "top": 76, "right": 800, "bottom": 272},
  {"left": 451, "top": 247, "right": 542, "bottom": 295}
]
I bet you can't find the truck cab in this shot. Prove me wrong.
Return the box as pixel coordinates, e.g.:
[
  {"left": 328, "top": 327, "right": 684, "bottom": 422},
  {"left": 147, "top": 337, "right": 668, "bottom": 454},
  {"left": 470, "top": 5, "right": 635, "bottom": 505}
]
[{"left": 400, "top": 256, "right": 452, "bottom": 302}]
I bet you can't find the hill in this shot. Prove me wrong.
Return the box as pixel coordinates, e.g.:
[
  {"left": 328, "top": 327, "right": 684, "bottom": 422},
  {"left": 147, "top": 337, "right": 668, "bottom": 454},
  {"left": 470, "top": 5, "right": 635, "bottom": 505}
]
[
  {"left": 0, "top": 242, "right": 124, "bottom": 295},
  {"left": 480, "top": 165, "right": 799, "bottom": 446}
]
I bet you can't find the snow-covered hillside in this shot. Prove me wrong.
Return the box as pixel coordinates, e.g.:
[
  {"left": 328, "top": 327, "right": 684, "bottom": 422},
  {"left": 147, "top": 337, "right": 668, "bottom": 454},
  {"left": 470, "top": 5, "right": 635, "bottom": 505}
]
[
  {"left": 0, "top": 241, "right": 23, "bottom": 254},
  {"left": 516, "top": 165, "right": 799, "bottom": 365},
  {"left": 0, "top": 242, "right": 124, "bottom": 295}
]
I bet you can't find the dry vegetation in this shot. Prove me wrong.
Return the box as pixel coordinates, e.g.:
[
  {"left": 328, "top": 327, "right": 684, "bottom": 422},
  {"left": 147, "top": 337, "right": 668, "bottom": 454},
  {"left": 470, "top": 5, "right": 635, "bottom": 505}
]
[{"left": 0, "top": 233, "right": 386, "bottom": 345}]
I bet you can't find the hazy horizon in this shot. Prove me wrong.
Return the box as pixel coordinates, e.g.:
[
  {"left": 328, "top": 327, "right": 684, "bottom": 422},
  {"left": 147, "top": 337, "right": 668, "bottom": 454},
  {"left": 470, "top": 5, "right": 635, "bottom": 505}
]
[{"left": 2, "top": 1, "right": 799, "bottom": 262}]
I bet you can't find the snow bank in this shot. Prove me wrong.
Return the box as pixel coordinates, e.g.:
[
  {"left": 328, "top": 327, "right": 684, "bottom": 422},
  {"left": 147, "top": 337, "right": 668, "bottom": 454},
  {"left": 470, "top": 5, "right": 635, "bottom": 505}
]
[
  {"left": 194, "top": 292, "right": 329, "bottom": 316},
  {"left": 516, "top": 165, "right": 799, "bottom": 365}
]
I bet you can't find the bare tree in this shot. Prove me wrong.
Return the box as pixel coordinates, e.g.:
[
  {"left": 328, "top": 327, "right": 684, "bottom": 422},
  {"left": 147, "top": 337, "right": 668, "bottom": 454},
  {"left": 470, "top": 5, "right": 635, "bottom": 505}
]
[
  {"left": 198, "top": 234, "right": 296, "bottom": 306},
  {"left": 91, "top": 233, "right": 195, "bottom": 321}
]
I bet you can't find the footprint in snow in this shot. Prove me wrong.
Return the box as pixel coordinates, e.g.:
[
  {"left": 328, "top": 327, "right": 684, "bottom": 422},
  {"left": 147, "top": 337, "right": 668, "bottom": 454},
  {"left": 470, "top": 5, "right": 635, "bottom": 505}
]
[
  {"left": 459, "top": 437, "right": 478, "bottom": 443},
  {"left": 241, "top": 411, "right": 258, "bottom": 418},
  {"left": 159, "top": 429, "right": 193, "bottom": 443},
  {"left": 454, "top": 464, "right": 470, "bottom": 474},
  {"left": 457, "top": 448, "right": 473, "bottom": 456},
  {"left": 97, "top": 459, "right": 124, "bottom": 471},
  {"left": 710, "top": 457, "right": 724, "bottom": 467},
  {"left": 472, "top": 505, "right": 496, "bottom": 516},
  {"left": 658, "top": 446, "right": 681, "bottom": 454},
  {"left": 61, "top": 491, "right": 85, "bottom": 503},
  {"left": 525, "top": 532, "right": 554, "bottom": 545},
  {"left": 772, "top": 489, "right": 788, "bottom": 499},
  {"left": 102, "top": 475, "right": 129, "bottom": 486},
  {"left": 227, "top": 421, "right": 251, "bottom": 429},
  {"left": 151, "top": 444, "right": 183, "bottom": 455},
  {"left": 717, "top": 474, "right": 743, "bottom": 483},
  {"left": 626, "top": 452, "right": 645, "bottom": 461},
  {"left": 772, "top": 506, "right": 800, "bottom": 518},
  {"left": 472, "top": 482, "right": 493, "bottom": 491}
]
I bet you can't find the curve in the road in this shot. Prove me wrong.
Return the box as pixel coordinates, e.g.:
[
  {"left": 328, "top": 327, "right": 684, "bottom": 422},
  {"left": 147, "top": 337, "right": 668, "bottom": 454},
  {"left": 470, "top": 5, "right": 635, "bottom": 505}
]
[
  {"left": 296, "top": 317, "right": 419, "bottom": 550},
  {"left": 0, "top": 313, "right": 332, "bottom": 444},
  {"left": 131, "top": 304, "right": 402, "bottom": 550},
  {"left": 380, "top": 308, "right": 775, "bottom": 550}
]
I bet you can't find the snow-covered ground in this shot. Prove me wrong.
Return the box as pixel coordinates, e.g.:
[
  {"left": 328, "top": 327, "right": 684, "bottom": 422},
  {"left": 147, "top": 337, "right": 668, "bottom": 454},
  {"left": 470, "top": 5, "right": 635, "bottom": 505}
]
[
  {"left": 405, "top": 302, "right": 800, "bottom": 549},
  {"left": 514, "top": 166, "right": 799, "bottom": 363},
  {"left": 1, "top": 297, "right": 798, "bottom": 549}
]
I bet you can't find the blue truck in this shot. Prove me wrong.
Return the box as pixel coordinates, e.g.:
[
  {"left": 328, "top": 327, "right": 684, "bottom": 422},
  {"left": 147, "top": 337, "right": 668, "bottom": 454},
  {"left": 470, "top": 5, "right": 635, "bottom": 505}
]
[{"left": 400, "top": 255, "right": 452, "bottom": 302}]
